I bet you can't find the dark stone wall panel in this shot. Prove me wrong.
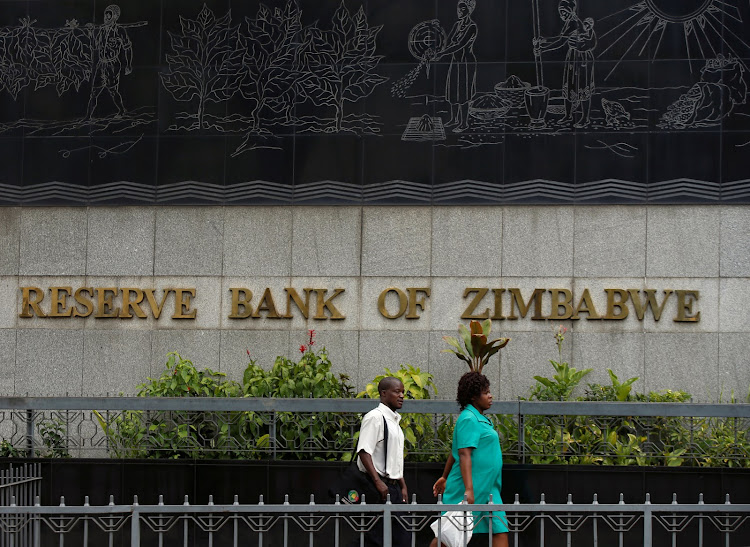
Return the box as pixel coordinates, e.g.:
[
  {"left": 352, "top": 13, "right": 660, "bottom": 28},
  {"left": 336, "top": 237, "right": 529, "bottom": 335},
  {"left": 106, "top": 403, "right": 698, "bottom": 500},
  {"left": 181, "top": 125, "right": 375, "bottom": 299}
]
[{"left": 0, "top": 0, "right": 747, "bottom": 204}]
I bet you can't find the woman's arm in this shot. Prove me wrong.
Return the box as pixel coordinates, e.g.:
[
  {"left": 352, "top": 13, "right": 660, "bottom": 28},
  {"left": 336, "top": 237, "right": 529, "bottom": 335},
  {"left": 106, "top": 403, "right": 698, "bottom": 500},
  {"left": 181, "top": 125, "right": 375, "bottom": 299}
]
[
  {"left": 457, "top": 447, "right": 474, "bottom": 504},
  {"left": 432, "top": 453, "right": 456, "bottom": 496},
  {"left": 433, "top": 22, "right": 477, "bottom": 59}
]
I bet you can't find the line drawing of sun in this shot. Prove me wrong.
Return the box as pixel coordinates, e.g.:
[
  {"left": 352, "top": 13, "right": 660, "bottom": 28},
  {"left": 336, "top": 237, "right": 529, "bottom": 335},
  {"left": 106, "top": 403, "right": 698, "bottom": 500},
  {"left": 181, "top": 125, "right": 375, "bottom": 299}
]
[{"left": 597, "top": 0, "right": 750, "bottom": 80}]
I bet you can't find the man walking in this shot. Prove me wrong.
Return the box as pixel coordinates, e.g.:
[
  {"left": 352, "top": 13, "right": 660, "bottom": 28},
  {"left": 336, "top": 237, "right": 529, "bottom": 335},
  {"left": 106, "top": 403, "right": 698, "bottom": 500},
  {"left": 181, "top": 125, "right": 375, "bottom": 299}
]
[{"left": 355, "top": 376, "right": 410, "bottom": 547}]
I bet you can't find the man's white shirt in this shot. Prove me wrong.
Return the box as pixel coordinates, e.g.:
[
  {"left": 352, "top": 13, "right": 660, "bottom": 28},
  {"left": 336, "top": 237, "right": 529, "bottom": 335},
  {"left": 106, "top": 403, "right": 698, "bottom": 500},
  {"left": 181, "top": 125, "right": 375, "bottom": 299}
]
[{"left": 356, "top": 403, "right": 405, "bottom": 480}]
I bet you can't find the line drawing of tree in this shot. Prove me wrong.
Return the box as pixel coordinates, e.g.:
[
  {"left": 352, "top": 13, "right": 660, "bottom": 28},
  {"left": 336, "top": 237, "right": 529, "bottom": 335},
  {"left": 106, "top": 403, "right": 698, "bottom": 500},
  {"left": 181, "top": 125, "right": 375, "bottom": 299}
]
[
  {"left": 54, "top": 20, "right": 92, "bottom": 95},
  {"left": 238, "top": 2, "right": 306, "bottom": 132},
  {"left": 161, "top": 4, "right": 244, "bottom": 130},
  {"left": 297, "top": 0, "right": 387, "bottom": 132}
]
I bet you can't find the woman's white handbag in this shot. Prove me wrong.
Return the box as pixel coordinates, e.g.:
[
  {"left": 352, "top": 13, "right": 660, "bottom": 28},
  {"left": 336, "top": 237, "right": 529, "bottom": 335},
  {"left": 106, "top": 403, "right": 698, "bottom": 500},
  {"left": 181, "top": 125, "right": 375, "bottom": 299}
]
[{"left": 429, "top": 504, "right": 473, "bottom": 547}]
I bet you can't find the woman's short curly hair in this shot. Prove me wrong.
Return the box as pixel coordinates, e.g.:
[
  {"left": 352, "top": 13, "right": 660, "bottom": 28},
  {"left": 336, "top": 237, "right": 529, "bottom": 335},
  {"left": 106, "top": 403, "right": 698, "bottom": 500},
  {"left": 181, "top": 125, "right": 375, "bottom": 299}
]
[{"left": 456, "top": 372, "right": 490, "bottom": 410}]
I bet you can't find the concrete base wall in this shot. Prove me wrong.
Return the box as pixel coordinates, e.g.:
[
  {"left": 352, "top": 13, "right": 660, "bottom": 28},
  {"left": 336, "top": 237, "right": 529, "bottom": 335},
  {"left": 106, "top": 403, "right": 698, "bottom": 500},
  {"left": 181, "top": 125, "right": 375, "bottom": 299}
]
[{"left": 1, "top": 205, "right": 748, "bottom": 401}]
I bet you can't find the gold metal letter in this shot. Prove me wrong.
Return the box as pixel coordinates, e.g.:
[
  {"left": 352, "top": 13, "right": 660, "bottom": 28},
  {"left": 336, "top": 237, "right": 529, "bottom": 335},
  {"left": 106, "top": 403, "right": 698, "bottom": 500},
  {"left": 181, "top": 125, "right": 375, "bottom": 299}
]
[
  {"left": 120, "top": 288, "right": 147, "bottom": 318},
  {"left": 94, "top": 288, "right": 120, "bottom": 318},
  {"left": 604, "top": 289, "right": 629, "bottom": 320},
  {"left": 252, "top": 288, "right": 281, "bottom": 319},
  {"left": 571, "top": 289, "right": 602, "bottom": 320},
  {"left": 283, "top": 288, "right": 313, "bottom": 319},
  {"left": 229, "top": 288, "right": 253, "bottom": 319},
  {"left": 144, "top": 289, "right": 171, "bottom": 319},
  {"left": 507, "top": 288, "right": 545, "bottom": 320},
  {"left": 314, "top": 289, "right": 346, "bottom": 320},
  {"left": 73, "top": 288, "right": 94, "bottom": 318},
  {"left": 19, "top": 287, "right": 46, "bottom": 318},
  {"left": 172, "top": 288, "right": 197, "bottom": 319},
  {"left": 406, "top": 287, "right": 430, "bottom": 319},
  {"left": 48, "top": 287, "right": 73, "bottom": 317},
  {"left": 628, "top": 289, "right": 672, "bottom": 321},
  {"left": 378, "top": 288, "right": 408, "bottom": 319},
  {"left": 461, "top": 288, "right": 490, "bottom": 320},
  {"left": 674, "top": 290, "right": 700, "bottom": 322},
  {"left": 548, "top": 289, "right": 573, "bottom": 320},
  {"left": 492, "top": 289, "right": 506, "bottom": 320}
]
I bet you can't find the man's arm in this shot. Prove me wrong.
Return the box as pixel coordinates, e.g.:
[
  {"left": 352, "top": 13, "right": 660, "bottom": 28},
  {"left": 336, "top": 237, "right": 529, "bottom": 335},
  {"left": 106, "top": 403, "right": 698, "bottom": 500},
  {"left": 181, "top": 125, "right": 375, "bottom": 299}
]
[{"left": 358, "top": 450, "right": 389, "bottom": 500}]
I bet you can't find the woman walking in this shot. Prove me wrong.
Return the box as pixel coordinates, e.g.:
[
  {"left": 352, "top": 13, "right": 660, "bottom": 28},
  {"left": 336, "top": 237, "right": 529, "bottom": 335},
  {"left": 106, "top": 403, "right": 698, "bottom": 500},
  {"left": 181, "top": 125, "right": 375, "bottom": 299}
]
[{"left": 430, "top": 372, "right": 508, "bottom": 547}]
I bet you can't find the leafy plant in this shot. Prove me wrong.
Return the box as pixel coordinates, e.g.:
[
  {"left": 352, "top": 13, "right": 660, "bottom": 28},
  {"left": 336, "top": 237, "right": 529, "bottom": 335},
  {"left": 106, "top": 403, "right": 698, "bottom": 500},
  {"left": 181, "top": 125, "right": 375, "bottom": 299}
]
[
  {"left": 531, "top": 325, "right": 591, "bottom": 401},
  {"left": 442, "top": 319, "right": 510, "bottom": 373},
  {"left": 358, "top": 364, "right": 436, "bottom": 400},
  {"left": 161, "top": 4, "right": 244, "bottom": 129},
  {"left": 37, "top": 418, "right": 70, "bottom": 458},
  {"left": 138, "top": 352, "right": 241, "bottom": 398},
  {"left": 0, "top": 440, "right": 22, "bottom": 458},
  {"left": 297, "top": 0, "right": 387, "bottom": 131},
  {"left": 585, "top": 370, "right": 639, "bottom": 402}
]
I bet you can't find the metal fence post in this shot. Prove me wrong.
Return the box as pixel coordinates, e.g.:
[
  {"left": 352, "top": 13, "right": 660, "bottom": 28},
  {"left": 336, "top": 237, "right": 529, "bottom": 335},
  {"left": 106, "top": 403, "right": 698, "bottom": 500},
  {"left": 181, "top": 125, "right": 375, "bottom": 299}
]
[
  {"left": 643, "top": 494, "right": 652, "bottom": 547},
  {"left": 383, "top": 495, "right": 392, "bottom": 547},
  {"left": 131, "top": 496, "right": 140, "bottom": 547}
]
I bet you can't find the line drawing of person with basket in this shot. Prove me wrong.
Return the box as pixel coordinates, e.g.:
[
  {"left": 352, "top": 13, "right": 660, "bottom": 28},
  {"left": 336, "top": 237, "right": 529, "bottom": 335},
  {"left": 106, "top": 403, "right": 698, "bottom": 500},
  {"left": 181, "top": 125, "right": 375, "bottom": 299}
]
[
  {"left": 427, "top": 0, "right": 478, "bottom": 133},
  {"left": 533, "top": 0, "right": 596, "bottom": 127}
]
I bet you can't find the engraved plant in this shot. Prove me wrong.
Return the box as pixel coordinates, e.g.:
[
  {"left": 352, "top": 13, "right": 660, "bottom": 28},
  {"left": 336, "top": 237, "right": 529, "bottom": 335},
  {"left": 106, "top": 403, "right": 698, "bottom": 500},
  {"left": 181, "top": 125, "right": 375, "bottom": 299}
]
[{"left": 442, "top": 319, "right": 510, "bottom": 373}]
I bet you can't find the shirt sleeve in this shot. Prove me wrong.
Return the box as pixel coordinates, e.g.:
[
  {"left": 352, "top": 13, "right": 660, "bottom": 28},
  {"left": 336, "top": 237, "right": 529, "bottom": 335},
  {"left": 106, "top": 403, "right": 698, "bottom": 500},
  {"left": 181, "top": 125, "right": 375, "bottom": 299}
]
[
  {"left": 356, "top": 411, "right": 383, "bottom": 456},
  {"left": 454, "top": 414, "right": 481, "bottom": 450}
]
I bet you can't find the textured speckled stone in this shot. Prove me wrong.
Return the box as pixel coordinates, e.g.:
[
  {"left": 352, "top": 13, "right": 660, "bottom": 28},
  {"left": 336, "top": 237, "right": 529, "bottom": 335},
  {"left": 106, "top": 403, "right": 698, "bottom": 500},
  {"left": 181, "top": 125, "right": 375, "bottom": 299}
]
[
  {"left": 719, "top": 278, "right": 750, "bottom": 333},
  {"left": 431, "top": 208, "right": 502, "bottom": 277},
  {"left": 154, "top": 208, "right": 224, "bottom": 276},
  {"left": 220, "top": 330, "right": 290, "bottom": 379},
  {"left": 720, "top": 208, "right": 750, "bottom": 277},
  {"left": 361, "top": 208, "right": 431, "bottom": 277},
  {"left": 0, "top": 329, "right": 14, "bottom": 395},
  {"left": 16, "top": 329, "right": 84, "bottom": 396},
  {"left": 571, "top": 332, "right": 645, "bottom": 394},
  {"left": 573, "top": 207, "right": 646, "bottom": 277},
  {"left": 502, "top": 207, "right": 574, "bottom": 277},
  {"left": 646, "top": 207, "right": 720, "bottom": 278},
  {"left": 0, "top": 277, "right": 16, "bottom": 329},
  {"left": 644, "top": 333, "right": 719, "bottom": 401},
  {"left": 150, "top": 330, "right": 221, "bottom": 376},
  {"left": 87, "top": 208, "right": 155, "bottom": 276},
  {"left": 19, "top": 209, "right": 86, "bottom": 276},
  {"left": 292, "top": 207, "right": 361, "bottom": 277},
  {"left": 358, "top": 331, "right": 430, "bottom": 391},
  {"left": 82, "top": 330, "right": 152, "bottom": 395},
  {"left": 0, "top": 208, "right": 19, "bottom": 276},
  {"left": 223, "top": 208, "right": 292, "bottom": 276}
]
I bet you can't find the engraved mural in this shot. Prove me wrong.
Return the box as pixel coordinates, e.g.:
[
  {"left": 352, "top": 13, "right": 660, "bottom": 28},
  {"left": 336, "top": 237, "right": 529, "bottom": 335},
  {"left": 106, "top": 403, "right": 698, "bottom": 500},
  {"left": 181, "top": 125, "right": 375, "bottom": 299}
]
[{"left": 0, "top": 0, "right": 747, "bottom": 204}]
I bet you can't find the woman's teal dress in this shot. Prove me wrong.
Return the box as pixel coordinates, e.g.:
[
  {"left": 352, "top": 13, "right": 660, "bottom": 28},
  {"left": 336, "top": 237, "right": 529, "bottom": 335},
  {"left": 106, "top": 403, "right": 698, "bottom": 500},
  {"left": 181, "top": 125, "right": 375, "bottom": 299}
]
[{"left": 442, "top": 404, "right": 507, "bottom": 534}]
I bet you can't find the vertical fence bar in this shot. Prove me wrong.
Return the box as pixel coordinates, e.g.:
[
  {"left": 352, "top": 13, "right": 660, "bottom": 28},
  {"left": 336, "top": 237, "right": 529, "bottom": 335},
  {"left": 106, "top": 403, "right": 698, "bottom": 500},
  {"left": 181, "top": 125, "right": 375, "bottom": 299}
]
[
  {"left": 183, "top": 496, "right": 189, "bottom": 547},
  {"left": 334, "top": 495, "right": 340, "bottom": 547},
  {"left": 131, "top": 496, "right": 140, "bottom": 547},
  {"left": 539, "top": 494, "right": 545, "bottom": 547},
  {"left": 643, "top": 494, "right": 652, "bottom": 547},
  {"left": 259, "top": 494, "right": 265, "bottom": 547},
  {"left": 33, "top": 496, "right": 40, "bottom": 547},
  {"left": 83, "top": 496, "right": 89, "bottom": 547},
  {"left": 233, "top": 495, "right": 239, "bottom": 547},
  {"left": 698, "top": 494, "right": 704, "bottom": 547},
  {"left": 592, "top": 494, "right": 598, "bottom": 547},
  {"left": 383, "top": 495, "right": 392, "bottom": 547}
]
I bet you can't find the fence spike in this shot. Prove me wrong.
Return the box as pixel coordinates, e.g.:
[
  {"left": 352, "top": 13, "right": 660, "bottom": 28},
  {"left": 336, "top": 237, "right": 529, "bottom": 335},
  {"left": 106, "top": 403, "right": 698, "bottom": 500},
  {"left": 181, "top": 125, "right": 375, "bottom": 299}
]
[
  {"left": 462, "top": 493, "right": 468, "bottom": 503},
  {"left": 310, "top": 494, "right": 315, "bottom": 505},
  {"left": 672, "top": 493, "right": 678, "bottom": 504},
  {"left": 234, "top": 495, "right": 239, "bottom": 506},
  {"left": 209, "top": 495, "right": 214, "bottom": 506},
  {"left": 259, "top": 494, "right": 264, "bottom": 506},
  {"left": 184, "top": 495, "right": 190, "bottom": 506},
  {"left": 540, "top": 493, "right": 546, "bottom": 505},
  {"left": 645, "top": 493, "right": 651, "bottom": 504},
  {"left": 725, "top": 494, "right": 731, "bottom": 505},
  {"left": 84, "top": 496, "right": 90, "bottom": 507},
  {"left": 10, "top": 495, "right": 16, "bottom": 507},
  {"left": 35, "top": 496, "right": 40, "bottom": 507},
  {"left": 592, "top": 494, "right": 598, "bottom": 505},
  {"left": 437, "top": 494, "right": 443, "bottom": 505},
  {"left": 335, "top": 494, "right": 341, "bottom": 505},
  {"left": 411, "top": 493, "right": 417, "bottom": 504},
  {"left": 619, "top": 493, "right": 625, "bottom": 505},
  {"left": 60, "top": 496, "right": 65, "bottom": 507},
  {"left": 158, "top": 495, "right": 164, "bottom": 506},
  {"left": 698, "top": 493, "right": 704, "bottom": 505},
  {"left": 514, "top": 494, "right": 520, "bottom": 505},
  {"left": 567, "top": 494, "right": 573, "bottom": 504},
  {"left": 361, "top": 493, "right": 367, "bottom": 505},
  {"left": 133, "top": 495, "right": 139, "bottom": 506},
  {"left": 109, "top": 495, "right": 115, "bottom": 506},
  {"left": 284, "top": 494, "right": 289, "bottom": 506},
  {"left": 385, "top": 493, "right": 391, "bottom": 505}
]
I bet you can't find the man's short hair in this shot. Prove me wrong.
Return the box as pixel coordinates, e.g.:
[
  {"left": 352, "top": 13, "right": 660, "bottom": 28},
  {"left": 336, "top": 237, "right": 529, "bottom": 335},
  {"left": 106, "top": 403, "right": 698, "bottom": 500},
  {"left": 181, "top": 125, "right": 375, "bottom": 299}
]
[
  {"left": 378, "top": 376, "right": 401, "bottom": 394},
  {"left": 105, "top": 5, "right": 121, "bottom": 21}
]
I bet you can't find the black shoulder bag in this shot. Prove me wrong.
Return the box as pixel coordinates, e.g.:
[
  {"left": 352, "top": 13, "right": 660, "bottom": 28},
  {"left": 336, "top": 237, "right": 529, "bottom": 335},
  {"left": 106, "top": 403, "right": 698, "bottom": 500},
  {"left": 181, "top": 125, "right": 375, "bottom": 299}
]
[{"left": 330, "top": 414, "right": 389, "bottom": 504}]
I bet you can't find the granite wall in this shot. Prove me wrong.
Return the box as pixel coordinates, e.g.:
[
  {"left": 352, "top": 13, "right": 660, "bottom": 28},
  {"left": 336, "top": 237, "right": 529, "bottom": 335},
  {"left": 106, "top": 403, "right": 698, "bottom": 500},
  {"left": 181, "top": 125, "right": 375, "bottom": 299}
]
[{"left": 0, "top": 205, "right": 748, "bottom": 402}]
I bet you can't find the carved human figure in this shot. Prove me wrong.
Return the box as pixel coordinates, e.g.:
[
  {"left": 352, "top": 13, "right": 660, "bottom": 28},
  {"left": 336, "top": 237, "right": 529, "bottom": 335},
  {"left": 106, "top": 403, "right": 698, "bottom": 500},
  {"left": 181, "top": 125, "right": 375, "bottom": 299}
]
[
  {"left": 533, "top": 0, "right": 596, "bottom": 127},
  {"left": 86, "top": 4, "right": 132, "bottom": 118},
  {"left": 428, "top": 0, "right": 478, "bottom": 133}
]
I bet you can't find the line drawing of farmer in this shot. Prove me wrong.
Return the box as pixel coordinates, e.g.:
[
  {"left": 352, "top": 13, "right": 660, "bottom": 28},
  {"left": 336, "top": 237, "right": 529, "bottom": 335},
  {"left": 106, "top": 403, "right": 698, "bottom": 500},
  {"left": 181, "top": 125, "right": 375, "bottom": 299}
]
[
  {"left": 86, "top": 4, "right": 133, "bottom": 118},
  {"left": 533, "top": 0, "right": 596, "bottom": 127},
  {"left": 427, "top": 0, "right": 478, "bottom": 133}
]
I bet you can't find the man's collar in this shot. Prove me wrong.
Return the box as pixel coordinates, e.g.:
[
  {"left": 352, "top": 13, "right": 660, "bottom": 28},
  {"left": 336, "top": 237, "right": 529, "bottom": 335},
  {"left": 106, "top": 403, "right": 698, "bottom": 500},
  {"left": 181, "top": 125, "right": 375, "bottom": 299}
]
[{"left": 378, "top": 402, "right": 401, "bottom": 423}]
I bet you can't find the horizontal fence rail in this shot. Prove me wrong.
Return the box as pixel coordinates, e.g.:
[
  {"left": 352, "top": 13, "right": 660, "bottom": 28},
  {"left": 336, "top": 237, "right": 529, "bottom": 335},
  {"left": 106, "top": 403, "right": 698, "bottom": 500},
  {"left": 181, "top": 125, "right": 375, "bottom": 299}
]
[
  {"left": 0, "top": 398, "right": 748, "bottom": 464},
  {"left": 0, "top": 493, "right": 748, "bottom": 547}
]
